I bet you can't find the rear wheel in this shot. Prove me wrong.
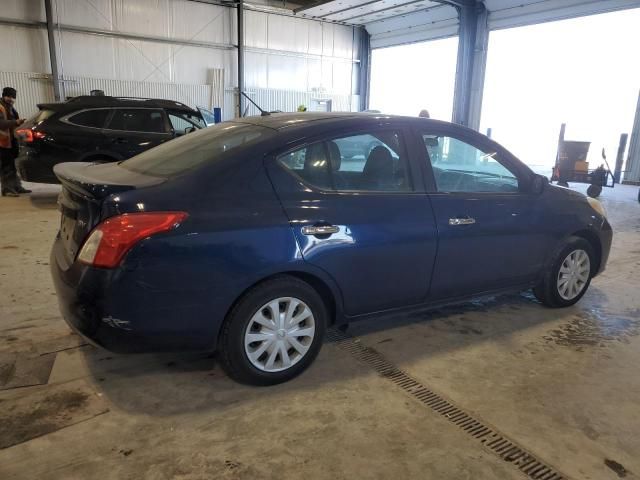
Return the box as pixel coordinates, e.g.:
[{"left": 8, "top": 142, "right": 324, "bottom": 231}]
[
  {"left": 218, "top": 276, "right": 327, "bottom": 385},
  {"left": 587, "top": 184, "right": 602, "bottom": 198},
  {"left": 533, "top": 237, "right": 594, "bottom": 307}
]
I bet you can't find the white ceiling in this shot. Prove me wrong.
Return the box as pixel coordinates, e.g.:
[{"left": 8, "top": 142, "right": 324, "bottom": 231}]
[{"left": 296, "top": 0, "right": 640, "bottom": 48}]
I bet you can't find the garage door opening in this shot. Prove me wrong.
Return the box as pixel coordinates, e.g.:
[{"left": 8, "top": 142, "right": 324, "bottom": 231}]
[
  {"left": 369, "top": 37, "right": 459, "bottom": 121},
  {"left": 480, "top": 8, "right": 640, "bottom": 176}
]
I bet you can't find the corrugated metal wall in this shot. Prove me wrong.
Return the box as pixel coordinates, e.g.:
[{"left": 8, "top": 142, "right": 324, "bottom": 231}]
[
  {"left": 63, "top": 76, "right": 213, "bottom": 111},
  {"left": 0, "top": 72, "right": 55, "bottom": 118},
  {"left": 225, "top": 87, "right": 357, "bottom": 119},
  {"left": 0, "top": 0, "right": 362, "bottom": 118}
]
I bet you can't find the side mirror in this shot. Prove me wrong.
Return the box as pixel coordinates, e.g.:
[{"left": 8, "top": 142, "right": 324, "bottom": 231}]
[{"left": 531, "top": 174, "right": 548, "bottom": 195}]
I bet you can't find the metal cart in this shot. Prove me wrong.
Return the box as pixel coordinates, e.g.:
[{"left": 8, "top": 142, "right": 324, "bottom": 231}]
[{"left": 550, "top": 124, "right": 615, "bottom": 198}]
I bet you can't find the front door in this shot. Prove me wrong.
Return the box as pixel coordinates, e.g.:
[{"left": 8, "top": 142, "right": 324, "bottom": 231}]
[
  {"left": 267, "top": 128, "right": 438, "bottom": 317},
  {"left": 415, "top": 127, "right": 549, "bottom": 300}
]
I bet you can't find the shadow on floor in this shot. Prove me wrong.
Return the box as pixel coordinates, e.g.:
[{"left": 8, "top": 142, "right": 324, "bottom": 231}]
[
  {"left": 80, "top": 289, "right": 604, "bottom": 417},
  {"left": 29, "top": 192, "right": 59, "bottom": 210}
]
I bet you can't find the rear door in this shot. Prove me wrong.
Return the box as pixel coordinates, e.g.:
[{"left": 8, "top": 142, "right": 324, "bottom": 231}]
[
  {"left": 54, "top": 108, "right": 112, "bottom": 158},
  {"left": 266, "top": 127, "right": 438, "bottom": 317},
  {"left": 414, "top": 125, "right": 548, "bottom": 300},
  {"left": 105, "top": 108, "right": 173, "bottom": 158}
]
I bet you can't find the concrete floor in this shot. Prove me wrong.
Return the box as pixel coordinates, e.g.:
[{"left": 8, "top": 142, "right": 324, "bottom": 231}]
[{"left": 1, "top": 182, "right": 639, "bottom": 480}]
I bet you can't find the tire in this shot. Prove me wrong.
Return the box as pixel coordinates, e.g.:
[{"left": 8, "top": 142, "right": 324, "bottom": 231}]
[
  {"left": 557, "top": 181, "right": 569, "bottom": 188},
  {"left": 533, "top": 236, "right": 595, "bottom": 308},
  {"left": 217, "top": 276, "right": 327, "bottom": 386},
  {"left": 587, "top": 184, "right": 602, "bottom": 198}
]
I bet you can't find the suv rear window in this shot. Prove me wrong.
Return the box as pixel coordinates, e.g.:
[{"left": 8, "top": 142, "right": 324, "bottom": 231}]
[
  {"left": 121, "top": 122, "right": 272, "bottom": 177},
  {"left": 68, "top": 109, "right": 110, "bottom": 128},
  {"left": 108, "top": 109, "right": 168, "bottom": 133}
]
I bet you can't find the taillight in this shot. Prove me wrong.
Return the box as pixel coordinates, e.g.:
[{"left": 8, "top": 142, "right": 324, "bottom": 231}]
[
  {"left": 77, "top": 212, "right": 188, "bottom": 268},
  {"left": 15, "top": 129, "right": 46, "bottom": 143}
]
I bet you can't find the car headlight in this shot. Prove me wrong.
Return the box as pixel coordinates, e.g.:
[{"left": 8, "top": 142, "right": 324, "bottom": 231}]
[{"left": 587, "top": 197, "right": 607, "bottom": 218}]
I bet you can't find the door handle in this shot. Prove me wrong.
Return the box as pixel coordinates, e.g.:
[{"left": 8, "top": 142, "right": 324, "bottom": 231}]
[
  {"left": 111, "top": 137, "right": 127, "bottom": 144},
  {"left": 301, "top": 225, "right": 339, "bottom": 236},
  {"left": 449, "top": 217, "right": 476, "bottom": 226}
]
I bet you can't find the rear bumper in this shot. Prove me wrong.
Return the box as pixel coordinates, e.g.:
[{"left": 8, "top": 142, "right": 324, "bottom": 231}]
[
  {"left": 16, "top": 150, "right": 60, "bottom": 184},
  {"left": 50, "top": 235, "right": 219, "bottom": 353}
]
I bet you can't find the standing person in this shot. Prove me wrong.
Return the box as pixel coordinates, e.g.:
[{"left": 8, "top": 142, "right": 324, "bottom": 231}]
[{"left": 0, "top": 87, "right": 31, "bottom": 197}]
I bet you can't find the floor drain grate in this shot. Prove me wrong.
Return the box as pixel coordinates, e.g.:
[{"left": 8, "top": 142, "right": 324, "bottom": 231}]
[{"left": 327, "top": 329, "right": 568, "bottom": 480}]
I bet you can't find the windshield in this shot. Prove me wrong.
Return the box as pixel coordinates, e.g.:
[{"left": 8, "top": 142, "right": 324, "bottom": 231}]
[
  {"left": 167, "top": 110, "right": 206, "bottom": 134},
  {"left": 121, "top": 122, "right": 272, "bottom": 177}
]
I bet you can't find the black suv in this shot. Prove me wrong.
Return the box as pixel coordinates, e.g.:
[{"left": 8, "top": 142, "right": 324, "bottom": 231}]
[{"left": 16, "top": 96, "right": 215, "bottom": 183}]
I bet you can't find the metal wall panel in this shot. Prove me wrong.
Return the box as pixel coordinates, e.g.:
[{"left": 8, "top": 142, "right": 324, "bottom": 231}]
[
  {"left": 64, "top": 76, "right": 211, "bottom": 110},
  {"left": 58, "top": 31, "right": 117, "bottom": 80},
  {"left": 1, "top": 0, "right": 45, "bottom": 22},
  {"left": 2, "top": 0, "right": 360, "bottom": 122},
  {"left": 170, "top": 0, "right": 230, "bottom": 44},
  {"left": 0, "top": 71, "right": 55, "bottom": 118},
  {"left": 112, "top": 0, "right": 171, "bottom": 38},
  {"left": 0, "top": 26, "right": 51, "bottom": 73},
  {"left": 55, "top": 0, "right": 115, "bottom": 30},
  {"left": 224, "top": 87, "right": 355, "bottom": 120},
  {"left": 244, "top": 10, "right": 268, "bottom": 48}
]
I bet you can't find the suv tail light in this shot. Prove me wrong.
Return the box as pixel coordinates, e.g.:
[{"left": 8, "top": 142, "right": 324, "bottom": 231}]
[
  {"left": 15, "top": 129, "right": 46, "bottom": 143},
  {"left": 77, "top": 212, "right": 188, "bottom": 268}
]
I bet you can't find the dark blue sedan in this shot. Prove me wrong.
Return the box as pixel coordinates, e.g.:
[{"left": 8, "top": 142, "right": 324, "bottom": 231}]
[{"left": 50, "top": 113, "right": 612, "bottom": 385}]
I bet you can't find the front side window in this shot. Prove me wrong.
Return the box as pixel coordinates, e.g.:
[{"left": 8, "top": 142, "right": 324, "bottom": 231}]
[
  {"left": 278, "top": 131, "right": 412, "bottom": 192},
  {"left": 108, "top": 109, "right": 168, "bottom": 133},
  {"left": 423, "top": 134, "right": 519, "bottom": 193},
  {"left": 67, "top": 109, "right": 110, "bottom": 128}
]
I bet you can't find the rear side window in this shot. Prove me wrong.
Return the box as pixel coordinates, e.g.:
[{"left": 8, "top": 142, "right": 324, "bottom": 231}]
[
  {"left": 278, "top": 131, "right": 412, "bottom": 192},
  {"left": 67, "top": 109, "right": 110, "bottom": 128},
  {"left": 121, "top": 122, "right": 272, "bottom": 177},
  {"left": 108, "top": 109, "right": 167, "bottom": 133}
]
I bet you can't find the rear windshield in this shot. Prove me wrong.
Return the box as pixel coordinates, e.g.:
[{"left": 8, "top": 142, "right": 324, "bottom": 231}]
[{"left": 121, "top": 122, "right": 272, "bottom": 177}]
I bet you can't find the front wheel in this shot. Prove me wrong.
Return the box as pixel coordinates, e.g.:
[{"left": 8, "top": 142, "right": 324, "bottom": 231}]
[
  {"left": 587, "top": 184, "right": 602, "bottom": 198},
  {"left": 218, "top": 276, "right": 327, "bottom": 385},
  {"left": 533, "top": 237, "right": 595, "bottom": 307}
]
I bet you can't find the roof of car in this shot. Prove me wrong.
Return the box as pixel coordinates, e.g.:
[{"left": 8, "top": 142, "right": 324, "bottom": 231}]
[
  {"left": 38, "top": 96, "right": 197, "bottom": 113},
  {"left": 234, "top": 111, "right": 440, "bottom": 130}
]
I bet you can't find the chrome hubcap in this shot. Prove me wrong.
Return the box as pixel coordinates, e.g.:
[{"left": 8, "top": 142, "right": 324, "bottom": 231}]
[
  {"left": 244, "top": 297, "right": 315, "bottom": 372},
  {"left": 557, "top": 249, "right": 590, "bottom": 300}
]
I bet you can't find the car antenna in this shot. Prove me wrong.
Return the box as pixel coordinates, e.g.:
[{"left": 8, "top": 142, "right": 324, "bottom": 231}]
[{"left": 240, "top": 91, "right": 281, "bottom": 117}]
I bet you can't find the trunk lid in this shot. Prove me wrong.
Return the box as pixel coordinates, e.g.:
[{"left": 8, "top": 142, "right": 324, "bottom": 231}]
[{"left": 54, "top": 162, "right": 164, "bottom": 264}]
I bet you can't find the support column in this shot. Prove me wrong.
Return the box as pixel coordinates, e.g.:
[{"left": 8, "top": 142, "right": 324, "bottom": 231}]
[
  {"left": 44, "top": 0, "right": 63, "bottom": 101},
  {"left": 358, "top": 28, "right": 371, "bottom": 112},
  {"left": 237, "top": 0, "right": 244, "bottom": 117},
  {"left": 452, "top": 2, "right": 488, "bottom": 130},
  {"left": 623, "top": 90, "right": 640, "bottom": 184}
]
